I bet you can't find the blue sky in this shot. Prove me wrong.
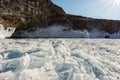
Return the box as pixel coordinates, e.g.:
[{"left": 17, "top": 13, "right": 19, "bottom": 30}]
[{"left": 52, "top": 0, "right": 120, "bottom": 20}]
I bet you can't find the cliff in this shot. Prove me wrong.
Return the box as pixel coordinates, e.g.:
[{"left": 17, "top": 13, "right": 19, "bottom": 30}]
[
  {"left": 0, "top": 0, "right": 120, "bottom": 37},
  {"left": 0, "top": 0, "right": 71, "bottom": 29},
  {"left": 68, "top": 14, "right": 120, "bottom": 34}
]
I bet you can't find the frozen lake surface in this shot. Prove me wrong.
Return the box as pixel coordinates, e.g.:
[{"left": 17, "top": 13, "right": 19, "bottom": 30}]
[{"left": 0, "top": 39, "right": 120, "bottom": 80}]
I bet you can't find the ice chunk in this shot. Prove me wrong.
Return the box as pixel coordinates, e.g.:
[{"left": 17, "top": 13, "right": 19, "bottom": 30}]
[
  {"left": 22, "top": 53, "right": 31, "bottom": 69},
  {"left": 0, "top": 53, "right": 31, "bottom": 73}
]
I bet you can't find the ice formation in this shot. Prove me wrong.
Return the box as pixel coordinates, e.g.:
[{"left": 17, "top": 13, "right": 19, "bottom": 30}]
[
  {"left": 12, "top": 25, "right": 120, "bottom": 38},
  {"left": 13, "top": 25, "right": 90, "bottom": 38},
  {"left": 0, "top": 24, "right": 119, "bottom": 38},
  {"left": 0, "top": 39, "right": 119, "bottom": 80},
  {"left": 0, "top": 24, "right": 16, "bottom": 39}
]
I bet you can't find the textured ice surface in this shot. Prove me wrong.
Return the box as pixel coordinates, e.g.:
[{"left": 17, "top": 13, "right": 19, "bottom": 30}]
[{"left": 0, "top": 39, "right": 120, "bottom": 80}]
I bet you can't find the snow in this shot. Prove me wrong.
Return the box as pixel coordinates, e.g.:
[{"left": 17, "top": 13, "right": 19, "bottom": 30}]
[{"left": 0, "top": 39, "right": 120, "bottom": 80}]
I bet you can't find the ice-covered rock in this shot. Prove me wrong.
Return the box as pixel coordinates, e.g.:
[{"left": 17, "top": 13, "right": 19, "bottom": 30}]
[
  {"left": 13, "top": 25, "right": 90, "bottom": 38},
  {"left": 80, "top": 29, "right": 89, "bottom": 38},
  {"left": 0, "top": 24, "right": 16, "bottom": 39}
]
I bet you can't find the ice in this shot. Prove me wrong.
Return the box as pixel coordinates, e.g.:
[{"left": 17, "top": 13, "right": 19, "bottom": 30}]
[
  {"left": 0, "top": 24, "right": 119, "bottom": 38},
  {"left": 13, "top": 25, "right": 90, "bottom": 38},
  {"left": 0, "top": 53, "right": 31, "bottom": 73},
  {"left": 0, "top": 71, "right": 15, "bottom": 80},
  {"left": 19, "top": 68, "right": 58, "bottom": 80},
  {"left": 0, "top": 24, "right": 16, "bottom": 39},
  {"left": 80, "top": 30, "right": 89, "bottom": 38},
  {"left": 0, "top": 39, "right": 120, "bottom": 80},
  {"left": 0, "top": 24, "right": 5, "bottom": 39},
  {"left": 12, "top": 25, "right": 120, "bottom": 38}
]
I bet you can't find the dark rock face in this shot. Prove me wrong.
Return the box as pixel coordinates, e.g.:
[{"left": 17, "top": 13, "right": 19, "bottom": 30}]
[
  {"left": 0, "top": 0, "right": 120, "bottom": 37},
  {"left": 68, "top": 14, "right": 120, "bottom": 34},
  {"left": 0, "top": 0, "right": 71, "bottom": 29}
]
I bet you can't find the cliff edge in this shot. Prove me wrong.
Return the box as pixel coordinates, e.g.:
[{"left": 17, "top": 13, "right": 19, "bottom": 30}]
[{"left": 0, "top": 0, "right": 120, "bottom": 38}]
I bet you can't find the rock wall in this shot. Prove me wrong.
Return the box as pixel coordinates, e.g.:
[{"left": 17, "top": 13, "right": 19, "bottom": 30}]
[
  {"left": 0, "top": 0, "right": 71, "bottom": 30},
  {"left": 0, "top": 0, "right": 120, "bottom": 37},
  {"left": 68, "top": 14, "right": 120, "bottom": 34}
]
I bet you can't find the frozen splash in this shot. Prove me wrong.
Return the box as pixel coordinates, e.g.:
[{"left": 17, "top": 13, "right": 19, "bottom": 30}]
[
  {"left": 13, "top": 25, "right": 90, "bottom": 38},
  {"left": 0, "top": 24, "right": 16, "bottom": 39},
  {"left": 0, "top": 24, "right": 119, "bottom": 38},
  {"left": 12, "top": 25, "right": 120, "bottom": 38}
]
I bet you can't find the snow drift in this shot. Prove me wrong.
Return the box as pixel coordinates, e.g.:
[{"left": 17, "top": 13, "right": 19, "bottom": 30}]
[{"left": 0, "top": 39, "right": 120, "bottom": 80}]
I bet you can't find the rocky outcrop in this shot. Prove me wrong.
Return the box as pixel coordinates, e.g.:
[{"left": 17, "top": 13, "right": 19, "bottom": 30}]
[
  {"left": 67, "top": 14, "right": 120, "bottom": 34},
  {"left": 0, "top": 0, "right": 120, "bottom": 38},
  {"left": 0, "top": 0, "right": 71, "bottom": 29}
]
